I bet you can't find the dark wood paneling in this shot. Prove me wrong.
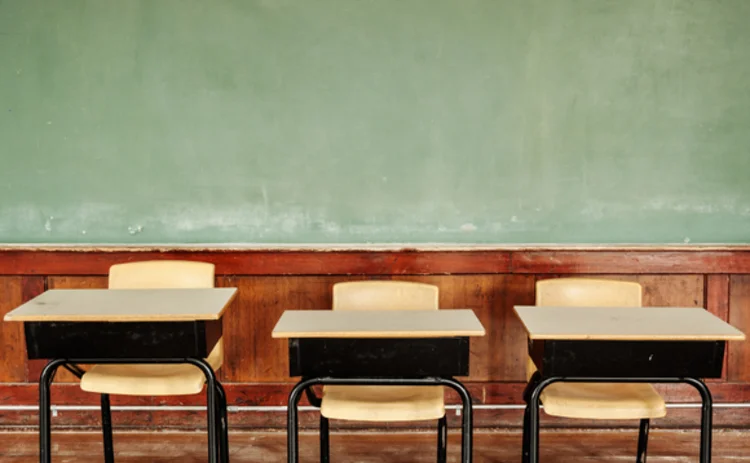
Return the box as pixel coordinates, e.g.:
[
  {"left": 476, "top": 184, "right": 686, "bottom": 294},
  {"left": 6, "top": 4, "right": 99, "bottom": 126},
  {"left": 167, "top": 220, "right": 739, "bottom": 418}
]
[
  {"left": 706, "top": 275, "right": 731, "bottom": 381},
  {"left": 399, "top": 275, "right": 534, "bottom": 382},
  {"left": 513, "top": 251, "right": 750, "bottom": 274},
  {"left": 0, "top": 277, "right": 30, "bottom": 382},
  {"left": 728, "top": 275, "right": 750, "bottom": 383},
  {"left": 0, "top": 250, "right": 511, "bottom": 276},
  {"left": 219, "top": 276, "right": 354, "bottom": 382},
  {"left": 3, "top": 248, "right": 750, "bottom": 277}
]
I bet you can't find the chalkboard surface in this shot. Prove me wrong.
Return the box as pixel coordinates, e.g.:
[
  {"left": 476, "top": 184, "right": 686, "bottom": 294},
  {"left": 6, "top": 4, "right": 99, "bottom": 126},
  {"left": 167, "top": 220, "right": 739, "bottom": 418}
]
[{"left": 1, "top": 0, "right": 749, "bottom": 244}]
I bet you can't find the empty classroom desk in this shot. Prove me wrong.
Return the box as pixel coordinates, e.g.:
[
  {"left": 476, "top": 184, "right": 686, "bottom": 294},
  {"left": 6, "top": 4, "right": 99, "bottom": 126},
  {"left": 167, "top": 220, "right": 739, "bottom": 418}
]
[
  {"left": 513, "top": 306, "right": 746, "bottom": 463},
  {"left": 3, "top": 288, "right": 237, "bottom": 463},
  {"left": 272, "top": 309, "right": 486, "bottom": 463}
]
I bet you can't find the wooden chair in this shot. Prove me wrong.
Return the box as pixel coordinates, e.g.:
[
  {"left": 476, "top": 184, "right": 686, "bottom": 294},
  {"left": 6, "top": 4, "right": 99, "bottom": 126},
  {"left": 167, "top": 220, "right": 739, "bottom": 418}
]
[
  {"left": 523, "top": 278, "right": 666, "bottom": 463},
  {"left": 307, "top": 281, "right": 448, "bottom": 463},
  {"left": 71, "top": 260, "right": 228, "bottom": 462}
]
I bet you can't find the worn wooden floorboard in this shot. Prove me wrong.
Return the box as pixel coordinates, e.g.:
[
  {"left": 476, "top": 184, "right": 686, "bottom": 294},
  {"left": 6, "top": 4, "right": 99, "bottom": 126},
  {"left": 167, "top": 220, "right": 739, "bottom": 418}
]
[{"left": 0, "top": 430, "right": 748, "bottom": 462}]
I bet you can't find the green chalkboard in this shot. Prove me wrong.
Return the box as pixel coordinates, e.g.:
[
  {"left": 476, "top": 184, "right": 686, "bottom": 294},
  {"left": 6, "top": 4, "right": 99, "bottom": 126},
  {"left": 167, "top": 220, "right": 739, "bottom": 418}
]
[{"left": 1, "top": 0, "right": 749, "bottom": 244}]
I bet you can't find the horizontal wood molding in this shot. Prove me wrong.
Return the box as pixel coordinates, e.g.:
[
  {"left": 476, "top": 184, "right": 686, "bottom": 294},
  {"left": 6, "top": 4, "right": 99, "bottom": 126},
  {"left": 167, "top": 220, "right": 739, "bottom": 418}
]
[
  {"left": 0, "top": 250, "right": 511, "bottom": 276},
  {"left": 512, "top": 251, "right": 750, "bottom": 274},
  {"left": 1, "top": 248, "right": 750, "bottom": 276}
]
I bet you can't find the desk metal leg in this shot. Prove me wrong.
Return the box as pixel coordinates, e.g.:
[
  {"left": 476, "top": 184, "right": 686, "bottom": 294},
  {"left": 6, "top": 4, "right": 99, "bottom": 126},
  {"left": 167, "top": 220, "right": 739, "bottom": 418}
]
[
  {"left": 437, "top": 377, "right": 473, "bottom": 463},
  {"left": 526, "top": 376, "right": 561, "bottom": 463},
  {"left": 288, "top": 378, "right": 317, "bottom": 463},
  {"left": 39, "top": 359, "right": 66, "bottom": 463},
  {"left": 187, "top": 359, "right": 219, "bottom": 463},
  {"left": 684, "top": 378, "right": 713, "bottom": 463},
  {"left": 287, "top": 377, "right": 473, "bottom": 463},
  {"left": 216, "top": 382, "right": 230, "bottom": 463}
]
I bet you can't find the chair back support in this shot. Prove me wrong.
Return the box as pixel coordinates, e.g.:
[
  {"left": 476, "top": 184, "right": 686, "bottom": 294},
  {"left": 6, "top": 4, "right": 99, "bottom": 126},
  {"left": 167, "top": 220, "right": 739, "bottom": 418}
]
[
  {"left": 536, "top": 278, "right": 642, "bottom": 308},
  {"left": 109, "top": 260, "right": 215, "bottom": 289},
  {"left": 528, "top": 278, "right": 643, "bottom": 379},
  {"left": 332, "top": 281, "right": 438, "bottom": 311}
]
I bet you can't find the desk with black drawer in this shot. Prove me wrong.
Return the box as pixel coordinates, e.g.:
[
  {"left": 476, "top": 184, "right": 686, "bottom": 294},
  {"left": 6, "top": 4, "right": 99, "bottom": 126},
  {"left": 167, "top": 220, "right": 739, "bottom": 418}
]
[
  {"left": 272, "top": 309, "right": 486, "bottom": 463},
  {"left": 4, "top": 288, "right": 237, "bottom": 463},
  {"left": 513, "top": 306, "right": 746, "bottom": 463}
]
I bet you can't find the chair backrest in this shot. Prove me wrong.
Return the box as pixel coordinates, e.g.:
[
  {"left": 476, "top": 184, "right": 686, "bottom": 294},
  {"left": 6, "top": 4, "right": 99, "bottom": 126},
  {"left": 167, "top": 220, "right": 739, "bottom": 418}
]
[
  {"left": 332, "top": 281, "right": 438, "bottom": 311},
  {"left": 536, "top": 278, "right": 642, "bottom": 308},
  {"left": 108, "top": 260, "right": 222, "bottom": 368},
  {"left": 527, "top": 278, "right": 643, "bottom": 379},
  {"left": 108, "top": 260, "right": 215, "bottom": 289}
]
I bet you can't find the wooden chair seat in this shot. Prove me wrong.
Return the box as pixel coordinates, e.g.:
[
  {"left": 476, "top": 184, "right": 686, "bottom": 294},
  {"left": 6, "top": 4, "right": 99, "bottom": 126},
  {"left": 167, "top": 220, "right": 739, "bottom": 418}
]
[
  {"left": 81, "top": 339, "right": 223, "bottom": 396},
  {"left": 320, "top": 385, "right": 445, "bottom": 422},
  {"left": 541, "top": 382, "right": 666, "bottom": 420}
]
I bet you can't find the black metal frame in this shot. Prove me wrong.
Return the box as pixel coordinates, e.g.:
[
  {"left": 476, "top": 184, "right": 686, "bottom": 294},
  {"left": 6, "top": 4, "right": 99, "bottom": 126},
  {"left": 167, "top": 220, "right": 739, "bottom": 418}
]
[
  {"left": 521, "top": 373, "right": 713, "bottom": 463},
  {"left": 38, "top": 358, "right": 229, "bottom": 463},
  {"left": 287, "top": 376, "right": 473, "bottom": 463}
]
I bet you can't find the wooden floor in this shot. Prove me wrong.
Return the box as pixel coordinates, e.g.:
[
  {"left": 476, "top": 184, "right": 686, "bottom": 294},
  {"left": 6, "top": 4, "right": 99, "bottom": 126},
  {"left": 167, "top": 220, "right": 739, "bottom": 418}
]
[{"left": 0, "top": 430, "right": 748, "bottom": 462}]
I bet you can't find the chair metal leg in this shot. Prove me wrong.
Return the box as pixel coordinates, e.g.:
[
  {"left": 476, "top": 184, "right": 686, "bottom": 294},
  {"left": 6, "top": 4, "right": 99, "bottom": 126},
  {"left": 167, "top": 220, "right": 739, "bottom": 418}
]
[
  {"left": 320, "top": 415, "right": 330, "bottom": 463},
  {"left": 636, "top": 418, "right": 649, "bottom": 463},
  {"left": 437, "top": 415, "right": 447, "bottom": 463},
  {"left": 216, "top": 382, "right": 230, "bottom": 463},
  {"left": 521, "top": 405, "right": 531, "bottom": 463},
  {"left": 101, "top": 394, "right": 115, "bottom": 463}
]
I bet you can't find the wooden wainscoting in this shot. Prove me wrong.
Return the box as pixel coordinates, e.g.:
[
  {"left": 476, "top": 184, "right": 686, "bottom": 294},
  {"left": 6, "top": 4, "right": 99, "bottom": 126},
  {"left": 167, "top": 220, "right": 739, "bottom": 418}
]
[{"left": 1, "top": 247, "right": 749, "bottom": 430}]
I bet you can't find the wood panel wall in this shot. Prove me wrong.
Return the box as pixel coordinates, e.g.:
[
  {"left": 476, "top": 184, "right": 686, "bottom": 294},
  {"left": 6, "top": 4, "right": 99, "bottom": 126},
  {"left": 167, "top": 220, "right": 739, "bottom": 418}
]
[{"left": 1, "top": 248, "right": 749, "bottom": 430}]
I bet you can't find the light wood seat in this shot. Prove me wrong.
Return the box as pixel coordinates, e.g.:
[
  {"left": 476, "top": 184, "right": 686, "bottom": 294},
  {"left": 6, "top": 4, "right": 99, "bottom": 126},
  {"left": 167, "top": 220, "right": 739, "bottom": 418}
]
[
  {"left": 81, "top": 339, "right": 224, "bottom": 396},
  {"left": 540, "top": 382, "right": 666, "bottom": 419},
  {"left": 532, "top": 278, "right": 666, "bottom": 420},
  {"left": 321, "top": 385, "right": 445, "bottom": 421}
]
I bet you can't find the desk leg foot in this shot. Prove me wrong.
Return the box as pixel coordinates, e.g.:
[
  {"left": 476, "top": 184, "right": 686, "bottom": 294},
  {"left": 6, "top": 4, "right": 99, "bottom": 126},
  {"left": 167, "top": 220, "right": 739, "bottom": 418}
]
[
  {"left": 39, "top": 359, "right": 65, "bottom": 463},
  {"left": 684, "top": 378, "right": 712, "bottom": 463}
]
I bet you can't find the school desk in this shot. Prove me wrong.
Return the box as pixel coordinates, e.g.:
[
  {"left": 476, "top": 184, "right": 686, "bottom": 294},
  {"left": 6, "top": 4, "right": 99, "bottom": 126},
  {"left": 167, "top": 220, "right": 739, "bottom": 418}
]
[
  {"left": 513, "top": 306, "right": 746, "bottom": 463},
  {"left": 3, "top": 288, "right": 237, "bottom": 463},
  {"left": 272, "top": 309, "right": 486, "bottom": 463}
]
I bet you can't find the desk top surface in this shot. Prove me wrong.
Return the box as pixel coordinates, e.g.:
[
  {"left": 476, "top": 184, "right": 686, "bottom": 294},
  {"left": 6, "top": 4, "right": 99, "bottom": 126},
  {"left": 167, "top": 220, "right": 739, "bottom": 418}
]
[
  {"left": 513, "top": 306, "right": 746, "bottom": 341},
  {"left": 3, "top": 288, "right": 237, "bottom": 322},
  {"left": 272, "top": 309, "right": 486, "bottom": 338}
]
